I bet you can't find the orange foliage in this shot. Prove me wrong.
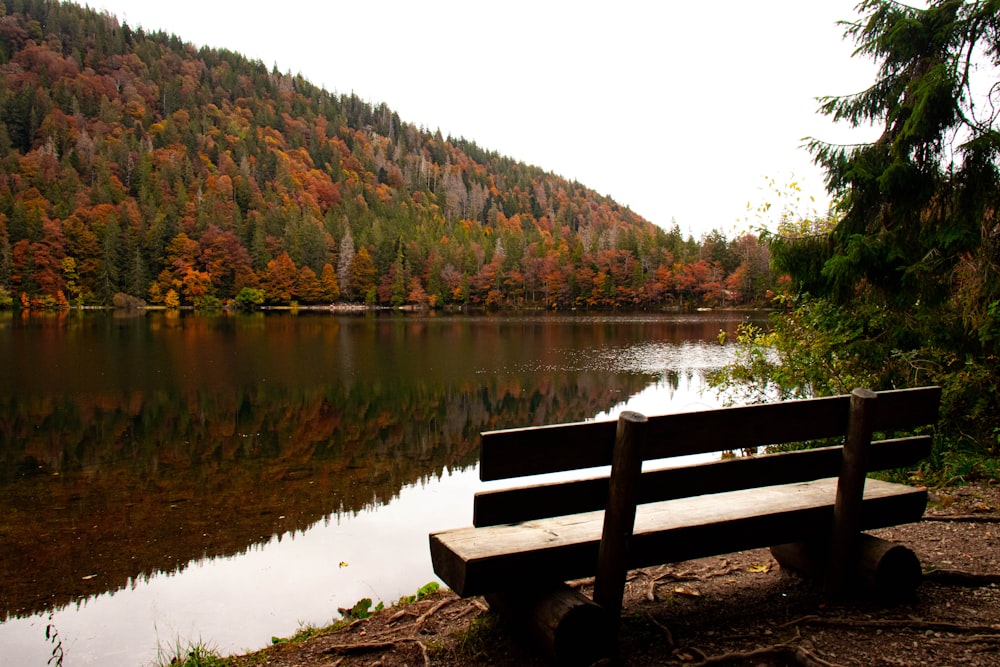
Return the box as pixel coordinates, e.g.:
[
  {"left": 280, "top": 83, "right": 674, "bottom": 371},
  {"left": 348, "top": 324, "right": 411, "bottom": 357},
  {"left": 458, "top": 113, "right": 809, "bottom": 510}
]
[{"left": 0, "top": 1, "right": 772, "bottom": 311}]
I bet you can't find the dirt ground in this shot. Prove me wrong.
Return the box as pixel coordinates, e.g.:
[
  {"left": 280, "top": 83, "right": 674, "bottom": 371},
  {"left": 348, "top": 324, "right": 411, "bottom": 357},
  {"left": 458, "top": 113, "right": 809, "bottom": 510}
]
[{"left": 227, "top": 482, "right": 1000, "bottom": 667}]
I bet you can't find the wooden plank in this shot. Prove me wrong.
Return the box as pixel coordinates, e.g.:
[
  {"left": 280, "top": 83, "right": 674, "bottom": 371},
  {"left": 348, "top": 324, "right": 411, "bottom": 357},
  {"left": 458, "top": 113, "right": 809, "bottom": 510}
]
[
  {"left": 869, "top": 385, "right": 943, "bottom": 432},
  {"left": 593, "top": 412, "right": 647, "bottom": 616},
  {"left": 479, "top": 396, "right": 844, "bottom": 481},
  {"left": 431, "top": 478, "right": 927, "bottom": 597},
  {"left": 479, "top": 387, "right": 941, "bottom": 481},
  {"left": 472, "top": 436, "right": 931, "bottom": 526},
  {"left": 479, "top": 419, "right": 617, "bottom": 482}
]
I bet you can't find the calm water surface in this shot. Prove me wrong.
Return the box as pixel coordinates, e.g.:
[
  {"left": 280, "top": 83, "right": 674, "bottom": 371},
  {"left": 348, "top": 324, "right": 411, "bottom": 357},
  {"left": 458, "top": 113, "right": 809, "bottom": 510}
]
[{"left": 0, "top": 310, "right": 762, "bottom": 666}]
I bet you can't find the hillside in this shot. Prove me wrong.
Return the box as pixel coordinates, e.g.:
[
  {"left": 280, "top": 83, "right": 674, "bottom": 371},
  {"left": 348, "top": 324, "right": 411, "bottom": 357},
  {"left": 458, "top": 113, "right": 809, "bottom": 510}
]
[{"left": 0, "top": 0, "right": 773, "bottom": 311}]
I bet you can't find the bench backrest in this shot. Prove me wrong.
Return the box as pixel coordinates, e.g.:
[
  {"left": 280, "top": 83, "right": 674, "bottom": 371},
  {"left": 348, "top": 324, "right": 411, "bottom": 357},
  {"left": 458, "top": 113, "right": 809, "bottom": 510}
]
[{"left": 473, "top": 386, "right": 941, "bottom": 527}]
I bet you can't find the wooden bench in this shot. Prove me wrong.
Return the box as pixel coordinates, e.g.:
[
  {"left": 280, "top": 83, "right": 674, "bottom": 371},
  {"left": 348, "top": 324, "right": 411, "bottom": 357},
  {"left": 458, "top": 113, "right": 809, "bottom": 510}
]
[{"left": 429, "top": 387, "right": 941, "bottom": 661}]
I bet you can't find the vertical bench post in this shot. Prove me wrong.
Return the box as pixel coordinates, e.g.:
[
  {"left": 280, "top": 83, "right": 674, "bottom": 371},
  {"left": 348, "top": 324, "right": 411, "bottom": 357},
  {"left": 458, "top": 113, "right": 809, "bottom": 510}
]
[
  {"left": 827, "top": 387, "right": 877, "bottom": 596},
  {"left": 594, "top": 411, "right": 647, "bottom": 619}
]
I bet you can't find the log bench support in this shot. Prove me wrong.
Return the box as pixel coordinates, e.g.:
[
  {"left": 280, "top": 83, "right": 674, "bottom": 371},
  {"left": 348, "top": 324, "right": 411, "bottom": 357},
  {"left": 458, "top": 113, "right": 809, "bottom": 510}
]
[
  {"left": 429, "top": 386, "right": 941, "bottom": 664},
  {"left": 485, "top": 584, "right": 612, "bottom": 666},
  {"left": 771, "top": 534, "right": 923, "bottom": 600}
]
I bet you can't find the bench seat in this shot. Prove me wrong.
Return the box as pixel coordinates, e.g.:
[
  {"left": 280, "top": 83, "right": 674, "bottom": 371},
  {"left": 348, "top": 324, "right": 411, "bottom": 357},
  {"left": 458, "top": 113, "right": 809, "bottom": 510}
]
[{"left": 430, "top": 477, "right": 926, "bottom": 597}]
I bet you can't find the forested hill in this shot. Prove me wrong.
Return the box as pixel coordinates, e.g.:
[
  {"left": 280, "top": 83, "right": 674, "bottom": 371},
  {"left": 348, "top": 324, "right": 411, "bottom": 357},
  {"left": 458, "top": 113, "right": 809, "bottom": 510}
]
[{"left": 0, "top": 0, "right": 772, "bottom": 311}]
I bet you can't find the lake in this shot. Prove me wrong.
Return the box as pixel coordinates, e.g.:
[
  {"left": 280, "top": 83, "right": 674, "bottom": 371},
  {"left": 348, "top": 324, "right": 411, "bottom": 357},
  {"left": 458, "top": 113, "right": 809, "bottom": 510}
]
[{"left": 0, "top": 310, "right": 762, "bottom": 666}]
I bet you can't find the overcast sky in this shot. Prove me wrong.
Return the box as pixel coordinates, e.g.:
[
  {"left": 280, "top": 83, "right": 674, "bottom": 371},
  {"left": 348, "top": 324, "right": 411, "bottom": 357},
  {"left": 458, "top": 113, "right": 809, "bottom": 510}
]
[{"left": 89, "top": 1, "right": 881, "bottom": 238}]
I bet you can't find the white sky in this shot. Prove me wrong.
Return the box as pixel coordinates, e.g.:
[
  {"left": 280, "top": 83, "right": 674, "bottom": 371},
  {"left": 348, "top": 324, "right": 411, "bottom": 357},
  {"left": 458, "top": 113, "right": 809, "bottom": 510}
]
[{"left": 88, "top": 0, "right": 881, "bottom": 238}]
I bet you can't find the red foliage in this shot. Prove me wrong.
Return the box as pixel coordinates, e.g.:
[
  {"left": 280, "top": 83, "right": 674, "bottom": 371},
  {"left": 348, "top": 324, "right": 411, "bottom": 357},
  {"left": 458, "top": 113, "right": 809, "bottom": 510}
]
[
  {"left": 264, "top": 252, "right": 298, "bottom": 303},
  {"left": 0, "top": 1, "right": 774, "bottom": 310}
]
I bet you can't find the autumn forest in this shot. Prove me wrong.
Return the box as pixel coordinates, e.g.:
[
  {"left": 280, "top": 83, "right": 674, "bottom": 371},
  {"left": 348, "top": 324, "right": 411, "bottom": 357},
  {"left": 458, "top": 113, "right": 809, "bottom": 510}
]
[{"left": 0, "top": 0, "right": 776, "bottom": 312}]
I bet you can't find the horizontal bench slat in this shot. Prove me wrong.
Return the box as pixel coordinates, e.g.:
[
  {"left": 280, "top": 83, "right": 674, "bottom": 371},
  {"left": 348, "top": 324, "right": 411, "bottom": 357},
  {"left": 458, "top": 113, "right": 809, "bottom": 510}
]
[
  {"left": 473, "top": 435, "right": 931, "bottom": 526},
  {"left": 479, "top": 386, "right": 941, "bottom": 481},
  {"left": 432, "top": 478, "right": 927, "bottom": 597}
]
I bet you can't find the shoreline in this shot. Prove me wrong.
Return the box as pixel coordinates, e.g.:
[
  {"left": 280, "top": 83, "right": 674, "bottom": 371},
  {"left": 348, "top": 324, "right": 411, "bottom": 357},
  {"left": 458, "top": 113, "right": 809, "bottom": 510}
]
[{"left": 217, "top": 481, "right": 1000, "bottom": 667}]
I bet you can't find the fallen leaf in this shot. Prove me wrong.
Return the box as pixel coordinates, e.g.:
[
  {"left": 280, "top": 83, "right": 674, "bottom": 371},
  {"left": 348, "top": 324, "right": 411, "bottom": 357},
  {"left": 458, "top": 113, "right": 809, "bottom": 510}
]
[
  {"left": 748, "top": 563, "right": 771, "bottom": 573},
  {"left": 673, "top": 586, "right": 701, "bottom": 597}
]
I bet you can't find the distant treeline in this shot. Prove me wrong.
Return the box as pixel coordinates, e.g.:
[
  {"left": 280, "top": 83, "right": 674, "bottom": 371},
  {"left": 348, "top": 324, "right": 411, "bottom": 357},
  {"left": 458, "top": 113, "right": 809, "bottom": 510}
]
[{"left": 0, "top": 0, "right": 776, "bottom": 311}]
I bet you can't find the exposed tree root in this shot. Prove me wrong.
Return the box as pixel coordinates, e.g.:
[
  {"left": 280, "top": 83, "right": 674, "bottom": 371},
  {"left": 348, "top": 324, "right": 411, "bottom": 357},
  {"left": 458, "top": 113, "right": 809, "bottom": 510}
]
[
  {"left": 319, "top": 596, "right": 463, "bottom": 665},
  {"left": 924, "top": 568, "right": 1000, "bottom": 586},
  {"left": 322, "top": 637, "right": 426, "bottom": 656},
  {"left": 643, "top": 612, "right": 675, "bottom": 650},
  {"left": 778, "top": 614, "right": 1000, "bottom": 634},
  {"left": 369, "top": 597, "right": 456, "bottom": 639},
  {"left": 449, "top": 598, "right": 487, "bottom": 621},
  {"left": 929, "top": 634, "right": 1000, "bottom": 645},
  {"left": 923, "top": 514, "right": 1000, "bottom": 522},
  {"left": 320, "top": 636, "right": 432, "bottom": 666},
  {"left": 322, "top": 639, "right": 401, "bottom": 655},
  {"left": 412, "top": 597, "right": 455, "bottom": 628},
  {"left": 641, "top": 561, "right": 746, "bottom": 601},
  {"left": 683, "top": 640, "right": 843, "bottom": 667}
]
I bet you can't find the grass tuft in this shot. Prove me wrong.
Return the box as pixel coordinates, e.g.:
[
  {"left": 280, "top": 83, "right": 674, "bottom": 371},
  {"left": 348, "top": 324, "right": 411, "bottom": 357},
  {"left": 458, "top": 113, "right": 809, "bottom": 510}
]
[
  {"left": 449, "top": 611, "right": 502, "bottom": 661},
  {"left": 153, "top": 638, "right": 227, "bottom": 667}
]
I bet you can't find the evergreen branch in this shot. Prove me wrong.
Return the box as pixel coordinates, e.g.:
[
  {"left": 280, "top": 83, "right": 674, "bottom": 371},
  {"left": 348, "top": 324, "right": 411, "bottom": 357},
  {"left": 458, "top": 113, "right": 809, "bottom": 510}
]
[
  {"left": 815, "top": 76, "right": 898, "bottom": 128},
  {"left": 802, "top": 137, "right": 877, "bottom": 151}
]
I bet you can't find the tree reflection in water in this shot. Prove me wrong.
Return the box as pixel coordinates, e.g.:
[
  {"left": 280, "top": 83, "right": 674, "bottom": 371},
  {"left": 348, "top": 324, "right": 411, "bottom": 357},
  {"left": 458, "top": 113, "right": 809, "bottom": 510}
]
[{"left": 0, "top": 310, "right": 754, "bottom": 664}]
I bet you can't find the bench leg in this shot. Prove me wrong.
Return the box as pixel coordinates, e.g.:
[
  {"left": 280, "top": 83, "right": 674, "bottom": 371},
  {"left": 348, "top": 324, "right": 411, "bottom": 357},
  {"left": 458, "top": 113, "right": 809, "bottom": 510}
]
[
  {"left": 828, "top": 388, "right": 877, "bottom": 596},
  {"left": 594, "top": 411, "right": 648, "bottom": 619}
]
